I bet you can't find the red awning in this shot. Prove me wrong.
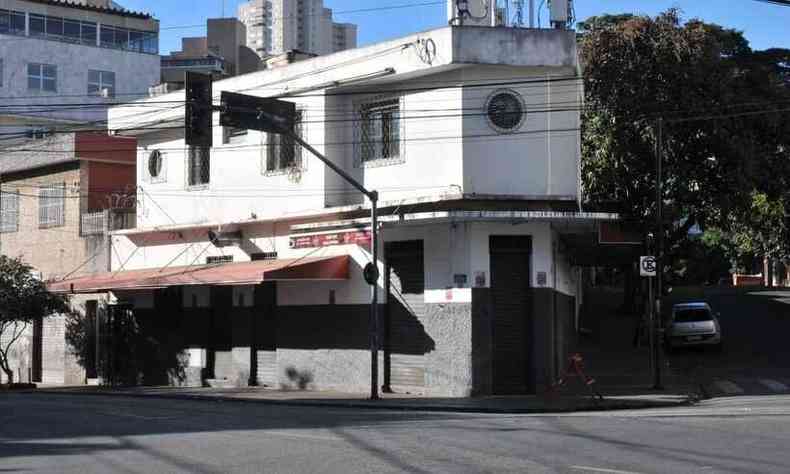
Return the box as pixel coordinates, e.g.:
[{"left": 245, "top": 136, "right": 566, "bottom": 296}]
[{"left": 48, "top": 255, "right": 350, "bottom": 294}]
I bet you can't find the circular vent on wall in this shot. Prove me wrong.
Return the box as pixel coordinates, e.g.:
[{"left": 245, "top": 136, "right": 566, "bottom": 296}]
[
  {"left": 148, "top": 149, "right": 163, "bottom": 178},
  {"left": 485, "top": 89, "right": 526, "bottom": 133}
]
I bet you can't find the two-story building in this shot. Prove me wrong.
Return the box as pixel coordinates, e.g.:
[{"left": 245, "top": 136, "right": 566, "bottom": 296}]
[
  {"left": 0, "top": 0, "right": 159, "bottom": 385},
  {"left": 0, "top": 132, "right": 137, "bottom": 384},
  {"left": 52, "top": 16, "right": 623, "bottom": 395}
]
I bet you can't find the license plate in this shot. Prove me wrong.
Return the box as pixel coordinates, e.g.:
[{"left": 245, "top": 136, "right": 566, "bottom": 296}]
[{"left": 686, "top": 335, "right": 703, "bottom": 342}]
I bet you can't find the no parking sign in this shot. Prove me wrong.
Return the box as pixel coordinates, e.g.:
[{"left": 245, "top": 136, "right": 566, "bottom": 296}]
[{"left": 640, "top": 256, "right": 657, "bottom": 277}]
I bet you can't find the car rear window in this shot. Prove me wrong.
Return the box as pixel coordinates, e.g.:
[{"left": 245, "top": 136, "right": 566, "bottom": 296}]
[{"left": 674, "top": 308, "right": 713, "bottom": 322}]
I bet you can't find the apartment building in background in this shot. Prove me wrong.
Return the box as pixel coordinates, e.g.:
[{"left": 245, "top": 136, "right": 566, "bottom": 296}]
[
  {"left": 0, "top": 0, "right": 160, "bottom": 135},
  {"left": 237, "top": 0, "right": 358, "bottom": 59},
  {"left": 160, "top": 18, "right": 261, "bottom": 90}
]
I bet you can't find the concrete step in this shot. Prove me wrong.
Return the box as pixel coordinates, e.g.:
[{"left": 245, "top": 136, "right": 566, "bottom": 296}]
[{"left": 205, "top": 378, "right": 235, "bottom": 389}]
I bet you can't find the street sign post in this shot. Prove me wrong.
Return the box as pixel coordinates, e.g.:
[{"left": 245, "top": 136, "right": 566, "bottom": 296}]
[
  {"left": 640, "top": 255, "right": 661, "bottom": 389},
  {"left": 640, "top": 256, "right": 657, "bottom": 277}
]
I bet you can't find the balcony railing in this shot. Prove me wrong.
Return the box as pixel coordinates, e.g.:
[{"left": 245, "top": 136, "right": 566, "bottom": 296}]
[{"left": 80, "top": 209, "right": 136, "bottom": 236}]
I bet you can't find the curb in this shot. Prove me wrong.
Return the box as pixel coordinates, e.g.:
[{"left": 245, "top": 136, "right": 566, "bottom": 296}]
[{"left": 27, "top": 389, "right": 697, "bottom": 415}]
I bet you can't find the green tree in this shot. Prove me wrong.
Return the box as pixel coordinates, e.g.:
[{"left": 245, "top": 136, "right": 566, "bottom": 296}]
[
  {"left": 0, "top": 256, "right": 69, "bottom": 385},
  {"left": 579, "top": 10, "right": 790, "bottom": 268}
]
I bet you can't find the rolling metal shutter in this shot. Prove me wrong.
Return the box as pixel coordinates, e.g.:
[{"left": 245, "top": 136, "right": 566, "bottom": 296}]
[
  {"left": 255, "top": 283, "right": 278, "bottom": 387},
  {"left": 490, "top": 236, "right": 532, "bottom": 394},
  {"left": 256, "top": 350, "right": 277, "bottom": 387},
  {"left": 386, "top": 240, "right": 426, "bottom": 389}
]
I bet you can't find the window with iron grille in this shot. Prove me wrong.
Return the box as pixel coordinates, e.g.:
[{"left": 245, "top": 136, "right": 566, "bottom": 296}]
[
  {"left": 0, "top": 190, "right": 19, "bottom": 233},
  {"left": 187, "top": 146, "right": 210, "bottom": 187},
  {"left": 28, "top": 63, "right": 57, "bottom": 92},
  {"left": 358, "top": 98, "right": 401, "bottom": 163},
  {"left": 39, "top": 183, "right": 65, "bottom": 228},
  {"left": 88, "top": 70, "right": 115, "bottom": 97},
  {"left": 265, "top": 110, "right": 304, "bottom": 173}
]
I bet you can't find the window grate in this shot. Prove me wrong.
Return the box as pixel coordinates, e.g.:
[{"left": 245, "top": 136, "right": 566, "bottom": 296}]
[
  {"left": 358, "top": 98, "right": 400, "bottom": 163},
  {"left": 39, "top": 183, "right": 65, "bottom": 228},
  {"left": 187, "top": 146, "right": 210, "bottom": 187},
  {"left": 0, "top": 190, "right": 19, "bottom": 233},
  {"left": 265, "top": 110, "right": 304, "bottom": 173}
]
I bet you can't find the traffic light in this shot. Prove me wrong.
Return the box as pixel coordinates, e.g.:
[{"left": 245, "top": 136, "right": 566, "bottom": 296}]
[{"left": 185, "top": 72, "right": 213, "bottom": 147}]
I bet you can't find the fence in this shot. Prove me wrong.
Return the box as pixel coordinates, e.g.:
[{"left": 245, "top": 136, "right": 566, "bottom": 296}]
[{"left": 80, "top": 209, "right": 136, "bottom": 236}]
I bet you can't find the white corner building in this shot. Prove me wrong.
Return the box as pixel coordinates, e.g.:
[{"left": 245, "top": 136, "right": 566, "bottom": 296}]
[{"left": 53, "top": 3, "right": 630, "bottom": 396}]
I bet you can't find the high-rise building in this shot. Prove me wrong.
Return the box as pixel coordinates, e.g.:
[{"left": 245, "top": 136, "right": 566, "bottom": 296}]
[{"left": 238, "top": 0, "right": 357, "bottom": 58}]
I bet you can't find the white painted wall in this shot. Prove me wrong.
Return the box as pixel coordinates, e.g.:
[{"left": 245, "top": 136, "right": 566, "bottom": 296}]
[{"left": 461, "top": 67, "right": 580, "bottom": 198}]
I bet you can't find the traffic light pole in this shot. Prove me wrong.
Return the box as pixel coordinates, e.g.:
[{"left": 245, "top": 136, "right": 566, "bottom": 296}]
[
  {"left": 272, "top": 122, "right": 382, "bottom": 401},
  {"left": 185, "top": 73, "right": 383, "bottom": 400}
]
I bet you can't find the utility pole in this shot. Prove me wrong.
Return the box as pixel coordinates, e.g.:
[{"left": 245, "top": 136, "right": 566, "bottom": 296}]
[{"left": 654, "top": 118, "right": 664, "bottom": 390}]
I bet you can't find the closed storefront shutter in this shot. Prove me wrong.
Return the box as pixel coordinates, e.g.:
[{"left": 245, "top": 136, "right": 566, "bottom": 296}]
[
  {"left": 490, "top": 236, "right": 532, "bottom": 394},
  {"left": 256, "top": 350, "right": 277, "bottom": 387},
  {"left": 386, "top": 240, "right": 426, "bottom": 389}
]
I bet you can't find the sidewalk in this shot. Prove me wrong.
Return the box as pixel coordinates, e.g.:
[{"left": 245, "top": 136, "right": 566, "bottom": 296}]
[{"left": 32, "top": 381, "right": 696, "bottom": 414}]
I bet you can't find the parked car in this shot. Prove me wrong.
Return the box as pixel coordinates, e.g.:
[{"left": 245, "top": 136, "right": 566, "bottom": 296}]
[{"left": 665, "top": 302, "right": 722, "bottom": 351}]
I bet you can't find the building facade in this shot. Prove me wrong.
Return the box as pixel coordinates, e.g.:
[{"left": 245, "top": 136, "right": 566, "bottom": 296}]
[
  {"left": 0, "top": 0, "right": 157, "bottom": 385},
  {"left": 0, "top": 132, "right": 137, "bottom": 384},
  {"left": 0, "top": 0, "right": 160, "bottom": 134},
  {"left": 55, "top": 24, "right": 620, "bottom": 396},
  {"left": 238, "top": 0, "right": 357, "bottom": 58},
  {"left": 160, "top": 18, "right": 261, "bottom": 90}
]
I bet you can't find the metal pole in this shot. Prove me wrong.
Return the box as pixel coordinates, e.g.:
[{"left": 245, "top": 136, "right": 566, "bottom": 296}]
[
  {"left": 654, "top": 118, "right": 664, "bottom": 390},
  {"left": 283, "top": 128, "right": 381, "bottom": 401},
  {"left": 370, "top": 195, "right": 380, "bottom": 400},
  {"left": 647, "top": 276, "right": 654, "bottom": 373}
]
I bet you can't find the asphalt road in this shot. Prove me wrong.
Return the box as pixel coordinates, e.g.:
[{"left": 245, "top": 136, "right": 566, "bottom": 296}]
[
  {"left": 2, "top": 393, "right": 790, "bottom": 473},
  {"left": 666, "top": 288, "right": 790, "bottom": 397}
]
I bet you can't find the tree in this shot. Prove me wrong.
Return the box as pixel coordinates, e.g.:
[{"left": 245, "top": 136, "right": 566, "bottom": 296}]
[
  {"left": 579, "top": 10, "right": 790, "bottom": 270},
  {"left": 0, "top": 256, "right": 69, "bottom": 385}
]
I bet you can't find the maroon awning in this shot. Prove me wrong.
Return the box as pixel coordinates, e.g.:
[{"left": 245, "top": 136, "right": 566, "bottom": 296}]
[{"left": 48, "top": 255, "right": 350, "bottom": 294}]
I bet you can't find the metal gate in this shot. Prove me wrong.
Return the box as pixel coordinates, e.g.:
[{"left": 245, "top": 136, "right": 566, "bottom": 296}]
[
  {"left": 256, "top": 350, "right": 277, "bottom": 387},
  {"left": 254, "top": 283, "right": 278, "bottom": 387},
  {"left": 490, "top": 236, "right": 533, "bottom": 394},
  {"left": 386, "top": 240, "right": 426, "bottom": 389}
]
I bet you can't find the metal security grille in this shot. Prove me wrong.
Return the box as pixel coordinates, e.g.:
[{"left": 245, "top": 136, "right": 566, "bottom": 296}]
[
  {"left": 38, "top": 183, "right": 65, "bottom": 228},
  {"left": 187, "top": 146, "right": 210, "bottom": 186},
  {"left": 386, "top": 240, "right": 426, "bottom": 389},
  {"left": 265, "top": 111, "right": 303, "bottom": 172},
  {"left": 490, "top": 235, "right": 533, "bottom": 394},
  {"left": 0, "top": 190, "right": 19, "bottom": 233},
  {"left": 486, "top": 90, "right": 526, "bottom": 132},
  {"left": 359, "top": 98, "right": 400, "bottom": 162}
]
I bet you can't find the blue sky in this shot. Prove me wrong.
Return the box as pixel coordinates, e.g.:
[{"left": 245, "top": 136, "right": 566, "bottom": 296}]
[{"left": 118, "top": 0, "right": 790, "bottom": 54}]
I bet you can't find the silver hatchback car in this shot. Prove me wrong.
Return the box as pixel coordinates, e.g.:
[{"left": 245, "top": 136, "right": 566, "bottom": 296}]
[{"left": 665, "top": 302, "right": 722, "bottom": 350}]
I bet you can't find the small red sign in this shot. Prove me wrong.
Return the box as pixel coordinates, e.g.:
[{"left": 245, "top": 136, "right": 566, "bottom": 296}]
[{"left": 290, "top": 230, "right": 372, "bottom": 249}]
